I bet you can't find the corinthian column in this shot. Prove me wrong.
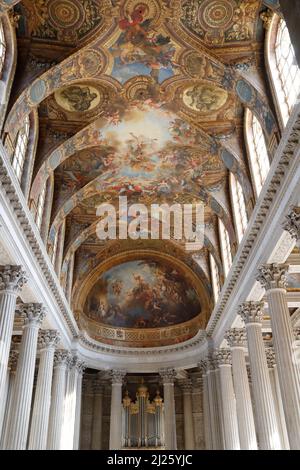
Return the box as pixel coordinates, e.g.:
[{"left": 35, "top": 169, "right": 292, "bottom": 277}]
[
  {"left": 238, "top": 301, "right": 281, "bottom": 449},
  {"left": 214, "top": 349, "right": 240, "bottom": 450},
  {"left": 109, "top": 370, "right": 126, "bottom": 450},
  {"left": 180, "top": 379, "right": 195, "bottom": 450},
  {"left": 257, "top": 263, "right": 300, "bottom": 449},
  {"left": 225, "top": 328, "right": 257, "bottom": 450},
  {"left": 91, "top": 377, "right": 104, "bottom": 450},
  {"left": 6, "top": 303, "right": 46, "bottom": 450},
  {"left": 159, "top": 369, "right": 177, "bottom": 450},
  {"left": 47, "top": 350, "right": 70, "bottom": 450},
  {"left": 28, "top": 330, "right": 60, "bottom": 450},
  {"left": 0, "top": 265, "right": 26, "bottom": 411},
  {"left": 265, "top": 348, "right": 290, "bottom": 450},
  {"left": 205, "top": 358, "right": 223, "bottom": 449}
]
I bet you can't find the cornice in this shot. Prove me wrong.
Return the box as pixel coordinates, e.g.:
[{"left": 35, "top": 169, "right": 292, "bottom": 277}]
[
  {"left": 207, "top": 102, "right": 300, "bottom": 342},
  {"left": 0, "top": 141, "right": 79, "bottom": 338}
]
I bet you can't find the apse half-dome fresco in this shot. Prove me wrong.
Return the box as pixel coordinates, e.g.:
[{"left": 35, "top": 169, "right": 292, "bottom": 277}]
[{"left": 84, "top": 259, "right": 201, "bottom": 329}]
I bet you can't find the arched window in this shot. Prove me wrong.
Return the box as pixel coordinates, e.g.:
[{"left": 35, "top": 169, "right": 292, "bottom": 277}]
[
  {"left": 268, "top": 15, "right": 300, "bottom": 127},
  {"left": 218, "top": 218, "right": 232, "bottom": 277},
  {"left": 230, "top": 172, "right": 248, "bottom": 243},
  {"left": 209, "top": 253, "right": 221, "bottom": 304},
  {"left": 245, "top": 110, "right": 270, "bottom": 198},
  {"left": 51, "top": 229, "right": 59, "bottom": 265},
  {"left": 11, "top": 115, "right": 30, "bottom": 182},
  {"left": 35, "top": 178, "right": 47, "bottom": 230},
  {"left": 0, "top": 21, "right": 6, "bottom": 75}
]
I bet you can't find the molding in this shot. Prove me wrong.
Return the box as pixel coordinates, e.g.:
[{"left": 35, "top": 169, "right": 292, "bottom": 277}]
[{"left": 207, "top": 101, "right": 300, "bottom": 346}]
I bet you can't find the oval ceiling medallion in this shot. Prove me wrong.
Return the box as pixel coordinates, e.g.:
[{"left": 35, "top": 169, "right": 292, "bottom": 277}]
[
  {"left": 54, "top": 85, "right": 103, "bottom": 113},
  {"left": 183, "top": 83, "right": 228, "bottom": 113},
  {"left": 48, "top": 0, "right": 83, "bottom": 30}
]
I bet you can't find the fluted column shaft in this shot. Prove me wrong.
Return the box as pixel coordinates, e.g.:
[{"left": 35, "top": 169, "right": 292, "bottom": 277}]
[
  {"left": 73, "top": 368, "right": 84, "bottom": 450},
  {"left": 202, "top": 372, "right": 212, "bottom": 450},
  {"left": 239, "top": 302, "right": 281, "bottom": 450},
  {"left": 215, "top": 350, "right": 240, "bottom": 450},
  {"left": 0, "top": 350, "right": 18, "bottom": 449},
  {"left": 206, "top": 366, "right": 223, "bottom": 449},
  {"left": 109, "top": 370, "right": 126, "bottom": 450},
  {"left": 0, "top": 265, "right": 26, "bottom": 417},
  {"left": 225, "top": 329, "right": 257, "bottom": 450},
  {"left": 28, "top": 331, "right": 59, "bottom": 449},
  {"left": 47, "top": 351, "right": 70, "bottom": 450},
  {"left": 6, "top": 304, "right": 45, "bottom": 449},
  {"left": 181, "top": 381, "right": 195, "bottom": 450},
  {"left": 160, "top": 369, "right": 177, "bottom": 450},
  {"left": 61, "top": 356, "right": 85, "bottom": 450},
  {"left": 258, "top": 264, "right": 300, "bottom": 450},
  {"left": 91, "top": 381, "right": 103, "bottom": 450}
]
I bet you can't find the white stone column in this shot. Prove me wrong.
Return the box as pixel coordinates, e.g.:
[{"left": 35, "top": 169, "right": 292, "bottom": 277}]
[
  {"left": 109, "top": 370, "right": 126, "bottom": 450},
  {"left": 239, "top": 301, "right": 281, "bottom": 450},
  {"left": 257, "top": 263, "right": 300, "bottom": 449},
  {"left": 265, "top": 348, "right": 290, "bottom": 450},
  {"left": 73, "top": 360, "right": 85, "bottom": 450},
  {"left": 214, "top": 349, "right": 240, "bottom": 450},
  {"left": 61, "top": 355, "right": 85, "bottom": 450},
  {"left": 28, "top": 330, "right": 60, "bottom": 450},
  {"left": 225, "top": 328, "right": 257, "bottom": 450},
  {"left": 0, "top": 350, "right": 18, "bottom": 449},
  {"left": 6, "top": 303, "right": 46, "bottom": 450},
  {"left": 91, "top": 377, "right": 104, "bottom": 450},
  {"left": 47, "top": 350, "right": 70, "bottom": 450},
  {"left": 180, "top": 379, "right": 195, "bottom": 450},
  {"left": 199, "top": 361, "right": 212, "bottom": 450},
  {"left": 206, "top": 359, "right": 223, "bottom": 449},
  {"left": 159, "top": 369, "right": 177, "bottom": 450},
  {"left": 0, "top": 265, "right": 26, "bottom": 419}
]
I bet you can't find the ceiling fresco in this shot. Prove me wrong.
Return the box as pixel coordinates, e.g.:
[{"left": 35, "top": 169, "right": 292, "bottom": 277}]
[
  {"left": 83, "top": 259, "right": 201, "bottom": 328},
  {"left": 5, "top": 0, "right": 280, "bottom": 347}
]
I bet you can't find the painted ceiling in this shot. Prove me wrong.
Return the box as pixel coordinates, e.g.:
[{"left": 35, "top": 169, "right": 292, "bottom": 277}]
[{"left": 7, "top": 0, "right": 281, "bottom": 346}]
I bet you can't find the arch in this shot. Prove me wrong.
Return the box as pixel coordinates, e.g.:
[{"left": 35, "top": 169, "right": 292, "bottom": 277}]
[{"left": 266, "top": 13, "right": 300, "bottom": 129}]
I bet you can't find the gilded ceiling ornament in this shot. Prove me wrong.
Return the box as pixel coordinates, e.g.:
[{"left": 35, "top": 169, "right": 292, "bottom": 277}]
[{"left": 183, "top": 83, "right": 228, "bottom": 113}]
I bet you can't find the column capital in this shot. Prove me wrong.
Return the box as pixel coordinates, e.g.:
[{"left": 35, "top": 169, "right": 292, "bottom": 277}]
[
  {"left": 53, "top": 349, "right": 70, "bottom": 367},
  {"left": 214, "top": 349, "right": 232, "bottom": 366},
  {"left": 159, "top": 368, "right": 177, "bottom": 384},
  {"left": 180, "top": 379, "right": 193, "bottom": 394},
  {"left": 70, "top": 356, "right": 86, "bottom": 375},
  {"left": 265, "top": 347, "right": 276, "bottom": 369},
  {"left": 38, "top": 330, "right": 60, "bottom": 351},
  {"left": 18, "top": 303, "right": 46, "bottom": 326},
  {"left": 225, "top": 328, "right": 246, "bottom": 348},
  {"left": 110, "top": 369, "right": 126, "bottom": 385},
  {"left": 282, "top": 207, "right": 300, "bottom": 240},
  {"left": 294, "top": 328, "right": 300, "bottom": 340},
  {"left": 238, "top": 301, "right": 264, "bottom": 325},
  {"left": 8, "top": 349, "right": 18, "bottom": 372},
  {"left": 198, "top": 359, "right": 209, "bottom": 374},
  {"left": 0, "top": 265, "right": 27, "bottom": 293},
  {"left": 257, "top": 264, "right": 289, "bottom": 290}
]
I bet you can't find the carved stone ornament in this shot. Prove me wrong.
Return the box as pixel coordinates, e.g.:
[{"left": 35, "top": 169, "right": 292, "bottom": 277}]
[
  {"left": 282, "top": 207, "right": 300, "bottom": 241},
  {"left": 213, "top": 348, "right": 232, "bottom": 366},
  {"left": 38, "top": 329, "right": 60, "bottom": 350},
  {"left": 53, "top": 349, "right": 71, "bottom": 367},
  {"left": 265, "top": 347, "right": 276, "bottom": 369},
  {"left": 18, "top": 303, "right": 46, "bottom": 326},
  {"left": 0, "top": 265, "right": 27, "bottom": 292},
  {"left": 238, "top": 301, "right": 264, "bottom": 325},
  {"left": 159, "top": 368, "right": 177, "bottom": 384},
  {"left": 110, "top": 369, "right": 126, "bottom": 385},
  {"left": 225, "top": 328, "right": 246, "bottom": 348},
  {"left": 257, "top": 264, "right": 289, "bottom": 290}
]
